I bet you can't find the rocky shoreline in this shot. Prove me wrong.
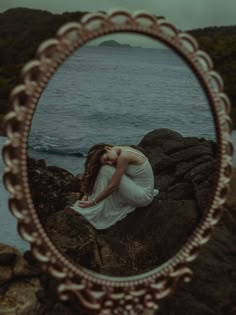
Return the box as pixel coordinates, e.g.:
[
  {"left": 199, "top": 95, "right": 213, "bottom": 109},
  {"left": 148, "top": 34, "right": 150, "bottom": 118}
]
[
  {"left": 1, "top": 128, "right": 236, "bottom": 314},
  {"left": 26, "top": 129, "right": 218, "bottom": 275}
]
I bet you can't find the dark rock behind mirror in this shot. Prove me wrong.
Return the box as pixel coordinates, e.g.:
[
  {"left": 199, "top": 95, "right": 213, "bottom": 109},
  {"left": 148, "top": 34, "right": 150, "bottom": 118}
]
[{"left": 27, "top": 128, "right": 218, "bottom": 276}]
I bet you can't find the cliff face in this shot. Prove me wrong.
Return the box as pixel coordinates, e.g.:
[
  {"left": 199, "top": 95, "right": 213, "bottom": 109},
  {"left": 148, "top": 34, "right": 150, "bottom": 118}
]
[{"left": 0, "top": 8, "right": 236, "bottom": 133}]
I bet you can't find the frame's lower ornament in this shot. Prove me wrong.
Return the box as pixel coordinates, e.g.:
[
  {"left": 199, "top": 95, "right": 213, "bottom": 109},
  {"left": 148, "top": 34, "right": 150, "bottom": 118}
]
[
  {"left": 57, "top": 267, "right": 193, "bottom": 314},
  {"left": 2, "top": 9, "right": 233, "bottom": 315}
]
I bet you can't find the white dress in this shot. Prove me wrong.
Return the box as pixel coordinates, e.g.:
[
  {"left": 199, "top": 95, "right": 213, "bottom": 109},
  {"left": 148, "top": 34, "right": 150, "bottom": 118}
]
[{"left": 70, "top": 148, "right": 159, "bottom": 229}]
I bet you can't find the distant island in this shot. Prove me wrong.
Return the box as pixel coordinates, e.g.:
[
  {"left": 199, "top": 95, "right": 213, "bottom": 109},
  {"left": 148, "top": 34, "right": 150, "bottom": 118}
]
[{"left": 98, "top": 40, "right": 141, "bottom": 48}]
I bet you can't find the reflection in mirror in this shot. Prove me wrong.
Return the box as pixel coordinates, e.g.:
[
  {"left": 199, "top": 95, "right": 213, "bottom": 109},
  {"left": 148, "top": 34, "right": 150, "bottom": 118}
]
[{"left": 27, "top": 33, "right": 217, "bottom": 277}]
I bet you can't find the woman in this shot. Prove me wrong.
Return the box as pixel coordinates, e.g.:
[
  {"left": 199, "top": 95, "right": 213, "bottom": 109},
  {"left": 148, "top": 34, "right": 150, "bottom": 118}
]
[{"left": 70, "top": 143, "right": 159, "bottom": 229}]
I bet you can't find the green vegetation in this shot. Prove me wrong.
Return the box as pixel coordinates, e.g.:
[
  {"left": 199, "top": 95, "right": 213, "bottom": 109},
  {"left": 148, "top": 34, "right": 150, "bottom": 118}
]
[{"left": 0, "top": 8, "right": 236, "bottom": 133}]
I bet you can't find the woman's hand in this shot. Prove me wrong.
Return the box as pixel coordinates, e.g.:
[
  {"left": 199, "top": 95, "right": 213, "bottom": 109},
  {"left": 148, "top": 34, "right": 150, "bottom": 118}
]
[
  {"left": 81, "top": 195, "right": 88, "bottom": 201},
  {"left": 78, "top": 200, "right": 94, "bottom": 208}
]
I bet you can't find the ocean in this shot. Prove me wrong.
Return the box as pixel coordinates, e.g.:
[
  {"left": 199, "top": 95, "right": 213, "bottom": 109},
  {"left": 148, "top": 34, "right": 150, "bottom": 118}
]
[
  {"left": 28, "top": 46, "right": 217, "bottom": 174},
  {"left": 0, "top": 45, "right": 234, "bottom": 252}
]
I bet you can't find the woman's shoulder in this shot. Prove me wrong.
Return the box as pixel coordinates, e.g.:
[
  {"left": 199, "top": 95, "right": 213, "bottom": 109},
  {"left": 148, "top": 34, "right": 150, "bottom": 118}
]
[
  {"left": 120, "top": 146, "right": 135, "bottom": 155},
  {"left": 119, "top": 146, "right": 147, "bottom": 165},
  {"left": 121, "top": 146, "right": 146, "bottom": 156},
  {"left": 119, "top": 147, "right": 132, "bottom": 158}
]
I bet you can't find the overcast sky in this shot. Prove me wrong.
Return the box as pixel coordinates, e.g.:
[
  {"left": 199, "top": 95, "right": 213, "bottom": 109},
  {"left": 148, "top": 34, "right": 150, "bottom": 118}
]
[{"left": 1, "top": 0, "right": 235, "bottom": 48}]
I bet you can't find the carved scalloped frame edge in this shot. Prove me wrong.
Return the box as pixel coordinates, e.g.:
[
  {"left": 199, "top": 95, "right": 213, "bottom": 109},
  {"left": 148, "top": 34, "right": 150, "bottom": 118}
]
[{"left": 2, "top": 9, "right": 234, "bottom": 315}]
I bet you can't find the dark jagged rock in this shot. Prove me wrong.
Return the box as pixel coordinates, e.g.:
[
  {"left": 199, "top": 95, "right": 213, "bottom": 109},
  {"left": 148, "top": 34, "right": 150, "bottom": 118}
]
[
  {"left": 155, "top": 170, "right": 236, "bottom": 314},
  {"left": 27, "top": 129, "right": 218, "bottom": 276},
  {"left": 0, "top": 244, "right": 41, "bottom": 314},
  {"left": 27, "top": 157, "right": 82, "bottom": 225},
  {"left": 140, "top": 129, "right": 218, "bottom": 212},
  {"left": 0, "top": 253, "right": 17, "bottom": 266},
  {"left": 0, "top": 244, "right": 89, "bottom": 315}
]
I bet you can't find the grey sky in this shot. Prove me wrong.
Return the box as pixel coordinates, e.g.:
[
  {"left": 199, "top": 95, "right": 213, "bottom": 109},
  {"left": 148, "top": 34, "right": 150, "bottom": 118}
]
[
  {"left": 1, "top": 0, "right": 235, "bottom": 48},
  {"left": 1, "top": 0, "right": 235, "bottom": 29}
]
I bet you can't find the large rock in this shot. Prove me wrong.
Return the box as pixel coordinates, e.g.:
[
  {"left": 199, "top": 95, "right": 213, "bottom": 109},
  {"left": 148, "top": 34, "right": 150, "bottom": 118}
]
[
  {"left": 27, "top": 158, "right": 82, "bottom": 225},
  {"left": 0, "top": 244, "right": 41, "bottom": 315},
  {"left": 27, "top": 129, "right": 218, "bottom": 276},
  {"left": 139, "top": 129, "right": 218, "bottom": 212},
  {"left": 156, "top": 169, "right": 236, "bottom": 315}
]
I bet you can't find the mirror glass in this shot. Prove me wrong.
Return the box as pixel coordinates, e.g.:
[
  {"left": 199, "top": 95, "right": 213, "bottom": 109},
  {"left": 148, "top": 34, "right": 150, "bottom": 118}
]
[{"left": 27, "top": 33, "right": 217, "bottom": 277}]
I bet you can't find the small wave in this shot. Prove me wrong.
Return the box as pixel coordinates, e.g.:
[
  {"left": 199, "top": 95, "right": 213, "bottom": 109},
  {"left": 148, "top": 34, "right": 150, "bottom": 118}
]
[
  {"left": 28, "top": 145, "right": 87, "bottom": 157},
  {"left": 28, "top": 133, "right": 88, "bottom": 157}
]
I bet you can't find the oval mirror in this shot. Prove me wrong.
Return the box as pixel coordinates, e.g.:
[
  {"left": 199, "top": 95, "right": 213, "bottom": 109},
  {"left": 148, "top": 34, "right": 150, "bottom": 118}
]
[
  {"left": 2, "top": 11, "right": 233, "bottom": 314},
  {"left": 27, "top": 32, "right": 218, "bottom": 277}
]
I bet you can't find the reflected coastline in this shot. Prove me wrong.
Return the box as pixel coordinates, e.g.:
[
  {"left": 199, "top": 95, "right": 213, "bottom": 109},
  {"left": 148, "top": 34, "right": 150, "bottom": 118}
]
[{"left": 27, "top": 34, "right": 218, "bottom": 277}]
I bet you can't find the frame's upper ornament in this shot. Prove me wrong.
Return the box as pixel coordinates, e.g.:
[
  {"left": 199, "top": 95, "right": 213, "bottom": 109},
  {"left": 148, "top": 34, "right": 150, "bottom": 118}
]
[{"left": 2, "top": 9, "right": 233, "bottom": 315}]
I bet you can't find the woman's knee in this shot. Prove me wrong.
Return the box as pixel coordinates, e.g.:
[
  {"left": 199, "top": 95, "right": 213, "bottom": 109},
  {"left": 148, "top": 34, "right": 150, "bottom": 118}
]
[{"left": 99, "top": 165, "right": 116, "bottom": 178}]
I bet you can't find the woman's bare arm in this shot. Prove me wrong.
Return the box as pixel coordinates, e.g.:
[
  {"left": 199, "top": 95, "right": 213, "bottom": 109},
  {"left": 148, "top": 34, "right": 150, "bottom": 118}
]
[
  {"left": 79, "top": 155, "right": 129, "bottom": 207},
  {"left": 93, "top": 155, "right": 129, "bottom": 204}
]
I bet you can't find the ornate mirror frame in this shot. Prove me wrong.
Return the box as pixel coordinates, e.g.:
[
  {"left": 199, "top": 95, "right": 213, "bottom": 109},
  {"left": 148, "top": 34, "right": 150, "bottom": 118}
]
[{"left": 2, "top": 9, "right": 234, "bottom": 315}]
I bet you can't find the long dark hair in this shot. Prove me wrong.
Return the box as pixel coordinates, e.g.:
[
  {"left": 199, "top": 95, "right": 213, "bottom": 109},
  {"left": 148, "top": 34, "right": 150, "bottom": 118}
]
[{"left": 80, "top": 143, "right": 113, "bottom": 195}]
